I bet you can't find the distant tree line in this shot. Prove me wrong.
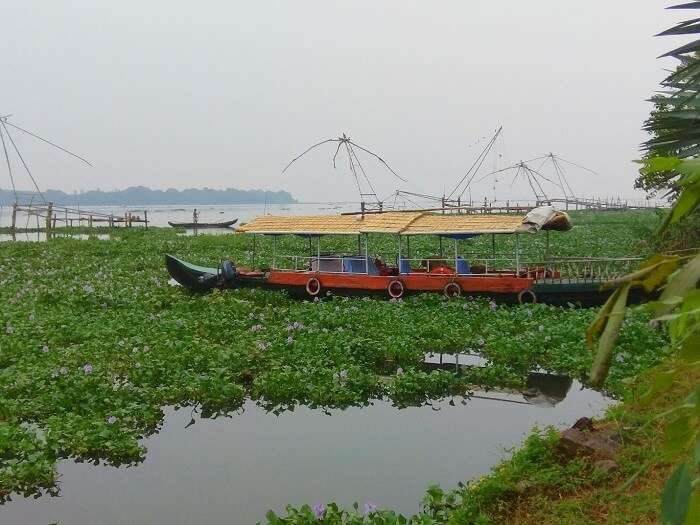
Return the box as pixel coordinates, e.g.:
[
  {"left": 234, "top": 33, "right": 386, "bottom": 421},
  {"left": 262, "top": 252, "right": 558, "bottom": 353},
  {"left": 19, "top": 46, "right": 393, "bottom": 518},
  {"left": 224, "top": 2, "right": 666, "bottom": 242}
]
[{"left": 0, "top": 186, "right": 296, "bottom": 206}]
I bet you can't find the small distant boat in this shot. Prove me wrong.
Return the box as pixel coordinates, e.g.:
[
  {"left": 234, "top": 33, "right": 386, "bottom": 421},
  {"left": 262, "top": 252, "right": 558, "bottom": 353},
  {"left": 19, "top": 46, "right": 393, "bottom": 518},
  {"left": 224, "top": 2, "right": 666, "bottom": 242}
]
[{"left": 167, "top": 219, "right": 238, "bottom": 228}]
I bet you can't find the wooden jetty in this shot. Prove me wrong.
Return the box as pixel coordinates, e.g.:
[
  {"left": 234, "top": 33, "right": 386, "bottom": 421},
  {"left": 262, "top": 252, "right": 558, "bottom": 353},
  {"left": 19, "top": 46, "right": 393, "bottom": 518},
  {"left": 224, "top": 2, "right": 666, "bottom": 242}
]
[{"left": 7, "top": 202, "right": 149, "bottom": 231}]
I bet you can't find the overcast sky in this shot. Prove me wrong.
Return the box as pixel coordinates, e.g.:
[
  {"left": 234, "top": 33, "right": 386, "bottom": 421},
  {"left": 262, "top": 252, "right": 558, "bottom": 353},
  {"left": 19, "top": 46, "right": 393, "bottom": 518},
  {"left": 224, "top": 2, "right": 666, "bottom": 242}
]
[{"left": 1, "top": 1, "right": 689, "bottom": 202}]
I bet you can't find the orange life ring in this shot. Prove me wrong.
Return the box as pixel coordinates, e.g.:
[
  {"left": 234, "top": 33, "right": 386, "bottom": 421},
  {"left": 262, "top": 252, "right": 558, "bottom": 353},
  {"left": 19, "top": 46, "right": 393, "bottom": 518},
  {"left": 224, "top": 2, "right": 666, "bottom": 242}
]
[
  {"left": 305, "top": 277, "right": 322, "bottom": 297},
  {"left": 443, "top": 282, "right": 461, "bottom": 298},
  {"left": 387, "top": 279, "right": 404, "bottom": 299}
]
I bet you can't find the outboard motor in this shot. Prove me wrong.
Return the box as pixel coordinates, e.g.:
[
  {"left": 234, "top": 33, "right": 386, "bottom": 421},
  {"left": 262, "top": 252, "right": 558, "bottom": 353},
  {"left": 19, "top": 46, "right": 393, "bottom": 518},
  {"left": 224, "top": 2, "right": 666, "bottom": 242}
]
[{"left": 219, "top": 260, "right": 236, "bottom": 283}]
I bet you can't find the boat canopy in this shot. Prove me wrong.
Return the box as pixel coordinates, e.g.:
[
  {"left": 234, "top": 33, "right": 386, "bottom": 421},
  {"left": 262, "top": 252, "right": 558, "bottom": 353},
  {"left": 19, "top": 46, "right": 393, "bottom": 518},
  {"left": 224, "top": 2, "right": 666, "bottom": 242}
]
[{"left": 235, "top": 206, "right": 570, "bottom": 236}]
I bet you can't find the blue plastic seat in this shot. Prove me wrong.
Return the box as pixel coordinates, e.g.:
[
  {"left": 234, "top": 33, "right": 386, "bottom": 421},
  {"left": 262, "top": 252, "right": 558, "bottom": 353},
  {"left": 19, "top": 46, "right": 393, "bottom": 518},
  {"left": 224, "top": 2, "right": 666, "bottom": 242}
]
[
  {"left": 398, "top": 258, "right": 411, "bottom": 274},
  {"left": 456, "top": 257, "right": 470, "bottom": 275}
]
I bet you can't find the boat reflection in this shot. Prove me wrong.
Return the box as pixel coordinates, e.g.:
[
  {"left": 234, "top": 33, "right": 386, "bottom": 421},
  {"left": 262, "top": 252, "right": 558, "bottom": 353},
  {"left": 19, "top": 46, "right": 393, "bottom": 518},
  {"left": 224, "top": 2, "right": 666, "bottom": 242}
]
[{"left": 422, "top": 352, "right": 574, "bottom": 406}]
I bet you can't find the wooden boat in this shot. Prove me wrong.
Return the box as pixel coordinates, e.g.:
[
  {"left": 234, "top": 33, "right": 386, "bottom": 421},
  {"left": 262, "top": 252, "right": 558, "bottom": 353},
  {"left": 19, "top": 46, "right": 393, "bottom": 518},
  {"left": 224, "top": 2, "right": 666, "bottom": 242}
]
[
  {"left": 165, "top": 206, "right": 648, "bottom": 306},
  {"left": 167, "top": 218, "right": 238, "bottom": 228}
]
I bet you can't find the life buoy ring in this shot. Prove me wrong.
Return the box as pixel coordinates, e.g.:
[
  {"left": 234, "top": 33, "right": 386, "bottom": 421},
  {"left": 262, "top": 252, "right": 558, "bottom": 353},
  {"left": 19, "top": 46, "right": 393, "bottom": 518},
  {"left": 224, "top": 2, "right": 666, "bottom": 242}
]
[
  {"left": 305, "top": 277, "right": 322, "bottom": 297},
  {"left": 387, "top": 279, "right": 404, "bottom": 299},
  {"left": 517, "top": 289, "right": 537, "bottom": 304},
  {"left": 443, "top": 282, "right": 461, "bottom": 298}
]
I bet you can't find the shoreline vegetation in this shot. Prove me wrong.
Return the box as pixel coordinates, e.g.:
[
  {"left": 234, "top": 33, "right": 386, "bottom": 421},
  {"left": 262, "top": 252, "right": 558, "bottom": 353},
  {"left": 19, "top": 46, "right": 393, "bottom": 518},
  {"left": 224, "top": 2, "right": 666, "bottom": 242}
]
[
  {"left": 0, "top": 210, "right": 676, "bottom": 523},
  {"left": 0, "top": 186, "right": 296, "bottom": 206}
]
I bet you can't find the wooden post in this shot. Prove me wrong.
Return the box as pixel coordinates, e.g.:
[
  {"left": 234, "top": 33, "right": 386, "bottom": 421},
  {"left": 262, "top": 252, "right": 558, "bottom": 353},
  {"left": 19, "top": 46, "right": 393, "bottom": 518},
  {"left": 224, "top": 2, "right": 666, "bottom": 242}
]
[
  {"left": 144, "top": 210, "right": 148, "bottom": 229},
  {"left": 45, "top": 202, "right": 53, "bottom": 232},
  {"left": 88, "top": 215, "right": 93, "bottom": 228},
  {"left": 10, "top": 202, "right": 17, "bottom": 230}
]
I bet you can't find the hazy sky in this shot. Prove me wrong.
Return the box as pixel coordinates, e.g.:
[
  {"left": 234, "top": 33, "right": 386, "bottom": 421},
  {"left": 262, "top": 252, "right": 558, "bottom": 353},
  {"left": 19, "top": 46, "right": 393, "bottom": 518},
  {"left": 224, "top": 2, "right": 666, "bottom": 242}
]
[{"left": 1, "top": 1, "right": 689, "bottom": 202}]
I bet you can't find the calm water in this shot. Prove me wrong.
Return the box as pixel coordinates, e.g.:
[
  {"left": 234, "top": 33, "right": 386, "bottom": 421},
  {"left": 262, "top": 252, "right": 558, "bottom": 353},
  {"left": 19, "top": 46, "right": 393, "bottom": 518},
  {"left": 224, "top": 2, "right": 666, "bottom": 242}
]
[
  {"left": 0, "top": 203, "right": 356, "bottom": 230},
  {"left": 2, "top": 380, "right": 609, "bottom": 525}
]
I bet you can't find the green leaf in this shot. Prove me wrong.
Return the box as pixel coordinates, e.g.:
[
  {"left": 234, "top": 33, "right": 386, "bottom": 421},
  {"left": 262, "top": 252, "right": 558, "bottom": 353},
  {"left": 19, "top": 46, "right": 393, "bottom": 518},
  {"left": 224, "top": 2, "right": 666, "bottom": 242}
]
[
  {"left": 642, "top": 157, "right": 682, "bottom": 174},
  {"left": 653, "top": 253, "right": 700, "bottom": 318},
  {"left": 684, "top": 491, "right": 700, "bottom": 525},
  {"left": 666, "top": 183, "right": 700, "bottom": 226},
  {"left": 662, "top": 463, "right": 692, "bottom": 525},
  {"left": 694, "top": 437, "right": 700, "bottom": 466},
  {"left": 589, "top": 283, "right": 631, "bottom": 388},
  {"left": 680, "top": 330, "right": 700, "bottom": 362},
  {"left": 640, "top": 255, "right": 680, "bottom": 293},
  {"left": 640, "top": 370, "right": 677, "bottom": 406},
  {"left": 665, "top": 416, "right": 694, "bottom": 456}
]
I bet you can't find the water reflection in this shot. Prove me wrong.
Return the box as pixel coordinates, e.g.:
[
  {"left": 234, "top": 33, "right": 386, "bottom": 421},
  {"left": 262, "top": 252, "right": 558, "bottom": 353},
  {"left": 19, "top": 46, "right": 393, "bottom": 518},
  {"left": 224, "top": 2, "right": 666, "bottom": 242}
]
[
  {"left": 1, "top": 388, "right": 611, "bottom": 525},
  {"left": 522, "top": 372, "right": 573, "bottom": 407},
  {"left": 422, "top": 353, "right": 576, "bottom": 407}
]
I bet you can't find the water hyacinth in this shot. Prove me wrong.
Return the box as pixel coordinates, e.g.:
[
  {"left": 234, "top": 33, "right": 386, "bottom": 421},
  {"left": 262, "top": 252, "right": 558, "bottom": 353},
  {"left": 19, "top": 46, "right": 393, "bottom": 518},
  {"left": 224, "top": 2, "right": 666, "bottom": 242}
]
[
  {"left": 83, "top": 363, "right": 94, "bottom": 374},
  {"left": 312, "top": 502, "right": 326, "bottom": 519},
  {"left": 0, "top": 216, "right": 671, "bottom": 505},
  {"left": 5, "top": 322, "right": 13, "bottom": 334},
  {"left": 106, "top": 415, "right": 117, "bottom": 425},
  {"left": 363, "top": 500, "right": 378, "bottom": 516},
  {"left": 41, "top": 345, "right": 49, "bottom": 353},
  {"left": 83, "top": 283, "right": 95, "bottom": 294},
  {"left": 333, "top": 369, "right": 348, "bottom": 383},
  {"left": 255, "top": 340, "right": 271, "bottom": 351}
]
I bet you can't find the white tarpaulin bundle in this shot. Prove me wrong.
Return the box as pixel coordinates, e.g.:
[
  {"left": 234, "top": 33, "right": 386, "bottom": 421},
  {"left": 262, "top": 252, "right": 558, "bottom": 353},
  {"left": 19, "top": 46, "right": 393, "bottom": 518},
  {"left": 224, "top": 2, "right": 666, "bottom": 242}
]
[{"left": 520, "top": 206, "right": 572, "bottom": 232}]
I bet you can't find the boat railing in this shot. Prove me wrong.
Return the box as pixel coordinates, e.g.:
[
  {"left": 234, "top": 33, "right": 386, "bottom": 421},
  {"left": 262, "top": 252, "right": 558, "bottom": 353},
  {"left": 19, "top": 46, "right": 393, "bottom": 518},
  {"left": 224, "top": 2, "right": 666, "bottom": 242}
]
[
  {"left": 530, "top": 256, "right": 644, "bottom": 283},
  {"left": 268, "top": 253, "right": 525, "bottom": 276},
  {"left": 265, "top": 253, "right": 643, "bottom": 282},
  {"left": 272, "top": 254, "right": 370, "bottom": 274}
]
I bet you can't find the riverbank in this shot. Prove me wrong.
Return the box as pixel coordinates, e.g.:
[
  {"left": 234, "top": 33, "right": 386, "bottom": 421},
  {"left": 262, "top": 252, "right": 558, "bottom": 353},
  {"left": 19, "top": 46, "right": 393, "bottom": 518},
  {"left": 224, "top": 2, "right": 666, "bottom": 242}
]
[{"left": 269, "top": 360, "right": 697, "bottom": 524}]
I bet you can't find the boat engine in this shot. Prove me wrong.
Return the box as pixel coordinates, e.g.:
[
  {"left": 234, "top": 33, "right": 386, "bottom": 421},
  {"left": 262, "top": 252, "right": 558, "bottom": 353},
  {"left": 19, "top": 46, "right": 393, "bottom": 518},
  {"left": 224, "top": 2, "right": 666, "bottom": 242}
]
[{"left": 219, "top": 260, "right": 236, "bottom": 283}]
